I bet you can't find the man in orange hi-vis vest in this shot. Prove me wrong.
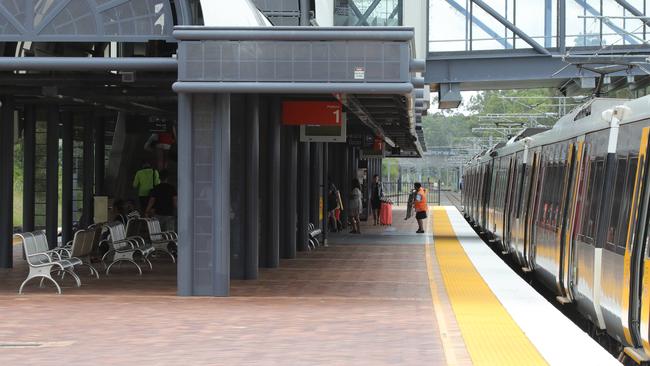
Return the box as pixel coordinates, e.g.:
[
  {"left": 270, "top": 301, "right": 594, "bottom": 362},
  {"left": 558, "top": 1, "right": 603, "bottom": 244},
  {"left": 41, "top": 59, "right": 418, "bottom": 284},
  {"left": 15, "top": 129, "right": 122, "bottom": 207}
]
[{"left": 413, "top": 182, "right": 428, "bottom": 233}]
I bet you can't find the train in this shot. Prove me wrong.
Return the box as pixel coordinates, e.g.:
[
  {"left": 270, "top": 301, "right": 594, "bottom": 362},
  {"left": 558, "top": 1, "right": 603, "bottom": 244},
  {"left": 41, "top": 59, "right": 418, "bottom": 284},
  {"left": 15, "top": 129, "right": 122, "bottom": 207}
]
[{"left": 461, "top": 95, "right": 650, "bottom": 360}]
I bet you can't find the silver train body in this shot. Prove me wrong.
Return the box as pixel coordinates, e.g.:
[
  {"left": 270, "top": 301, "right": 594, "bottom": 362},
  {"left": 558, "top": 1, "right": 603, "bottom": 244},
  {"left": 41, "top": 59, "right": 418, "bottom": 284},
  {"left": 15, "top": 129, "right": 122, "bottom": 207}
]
[{"left": 462, "top": 95, "right": 650, "bottom": 357}]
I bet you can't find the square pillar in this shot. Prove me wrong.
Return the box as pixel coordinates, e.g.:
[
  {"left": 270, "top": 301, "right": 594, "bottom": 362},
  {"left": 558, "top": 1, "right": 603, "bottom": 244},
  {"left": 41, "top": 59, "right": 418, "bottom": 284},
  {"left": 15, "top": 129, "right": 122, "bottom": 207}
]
[
  {"left": 280, "top": 126, "right": 297, "bottom": 259},
  {"left": 177, "top": 93, "right": 231, "bottom": 297},
  {"left": 262, "top": 96, "right": 281, "bottom": 268},
  {"left": 45, "top": 105, "right": 59, "bottom": 248},
  {"left": 61, "top": 111, "right": 74, "bottom": 245},
  {"left": 244, "top": 94, "right": 260, "bottom": 279},
  {"left": 0, "top": 97, "right": 14, "bottom": 268},
  {"left": 22, "top": 105, "right": 35, "bottom": 234},
  {"left": 82, "top": 113, "right": 94, "bottom": 228},
  {"left": 297, "top": 141, "right": 310, "bottom": 252}
]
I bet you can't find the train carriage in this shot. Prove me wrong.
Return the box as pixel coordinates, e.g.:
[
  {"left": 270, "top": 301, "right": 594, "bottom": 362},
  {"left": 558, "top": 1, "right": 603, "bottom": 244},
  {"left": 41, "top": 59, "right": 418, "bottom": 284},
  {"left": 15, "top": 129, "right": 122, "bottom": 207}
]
[{"left": 462, "top": 96, "right": 650, "bottom": 357}]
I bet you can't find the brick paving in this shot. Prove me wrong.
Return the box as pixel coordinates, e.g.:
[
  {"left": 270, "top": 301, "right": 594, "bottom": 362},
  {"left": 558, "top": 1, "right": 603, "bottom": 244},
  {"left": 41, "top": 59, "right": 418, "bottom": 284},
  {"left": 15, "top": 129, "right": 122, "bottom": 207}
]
[{"left": 0, "top": 210, "right": 451, "bottom": 365}]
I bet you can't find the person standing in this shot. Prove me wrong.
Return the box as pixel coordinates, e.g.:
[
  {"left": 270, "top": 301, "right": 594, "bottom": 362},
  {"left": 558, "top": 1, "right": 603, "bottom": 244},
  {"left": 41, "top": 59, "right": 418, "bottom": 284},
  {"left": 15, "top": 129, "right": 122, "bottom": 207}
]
[
  {"left": 348, "top": 179, "right": 363, "bottom": 234},
  {"left": 133, "top": 162, "right": 160, "bottom": 211},
  {"left": 413, "top": 182, "right": 428, "bottom": 234},
  {"left": 327, "top": 180, "right": 340, "bottom": 232},
  {"left": 370, "top": 174, "right": 383, "bottom": 225},
  {"left": 145, "top": 170, "right": 177, "bottom": 232}
]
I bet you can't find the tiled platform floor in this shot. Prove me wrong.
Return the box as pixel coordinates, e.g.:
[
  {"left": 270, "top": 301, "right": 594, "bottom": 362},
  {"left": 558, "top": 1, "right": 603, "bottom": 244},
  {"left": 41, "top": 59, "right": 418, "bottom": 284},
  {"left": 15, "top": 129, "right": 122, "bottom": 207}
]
[{"left": 0, "top": 209, "right": 454, "bottom": 365}]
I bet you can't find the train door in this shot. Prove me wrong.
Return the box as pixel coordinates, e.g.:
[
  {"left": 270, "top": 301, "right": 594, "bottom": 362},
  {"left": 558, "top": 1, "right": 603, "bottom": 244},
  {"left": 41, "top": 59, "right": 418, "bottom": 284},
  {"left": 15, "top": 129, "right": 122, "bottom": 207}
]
[
  {"left": 499, "top": 157, "right": 514, "bottom": 253},
  {"left": 504, "top": 157, "right": 518, "bottom": 255},
  {"left": 481, "top": 161, "right": 492, "bottom": 231},
  {"left": 573, "top": 131, "right": 608, "bottom": 330},
  {"left": 561, "top": 139, "right": 585, "bottom": 304},
  {"left": 510, "top": 152, "right": 526, "bottom": 266},
  {"left": 625, "top": 127, "right": 650, "bottom": 351},
  {"left": 524, "top": 150, "right": 541, "bottom": 271},
  {"left": 486, "top": 159, "right": 501, "bottom": 234},
  {"left": 556, "top": 142, "right": 577, "bottom": 303}
]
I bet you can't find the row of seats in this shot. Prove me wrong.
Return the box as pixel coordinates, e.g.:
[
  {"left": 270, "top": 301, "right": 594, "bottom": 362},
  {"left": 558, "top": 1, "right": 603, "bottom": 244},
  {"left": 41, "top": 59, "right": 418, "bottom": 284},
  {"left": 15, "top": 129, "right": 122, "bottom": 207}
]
[{"left": 15, "top": 217, "right": 178, "bottom": 294}]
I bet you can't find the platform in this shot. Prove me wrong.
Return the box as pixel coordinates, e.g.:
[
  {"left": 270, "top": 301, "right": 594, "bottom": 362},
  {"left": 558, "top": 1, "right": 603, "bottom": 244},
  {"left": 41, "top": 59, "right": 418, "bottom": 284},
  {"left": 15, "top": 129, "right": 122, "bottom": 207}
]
[{"left": 0, "top": 207, "right": 620, "bottom": 365}]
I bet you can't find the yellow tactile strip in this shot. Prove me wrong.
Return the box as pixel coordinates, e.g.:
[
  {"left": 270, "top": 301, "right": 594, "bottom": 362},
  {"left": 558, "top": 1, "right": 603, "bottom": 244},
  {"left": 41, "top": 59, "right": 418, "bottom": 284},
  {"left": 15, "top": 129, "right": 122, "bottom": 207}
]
[{"left": 431, "top": 207, "right": 548, "bottom": 366}]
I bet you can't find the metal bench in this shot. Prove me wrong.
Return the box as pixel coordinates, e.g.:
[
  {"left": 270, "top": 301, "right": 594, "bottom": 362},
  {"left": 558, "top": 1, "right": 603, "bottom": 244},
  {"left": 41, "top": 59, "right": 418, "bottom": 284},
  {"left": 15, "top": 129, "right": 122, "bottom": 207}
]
[
  {"left": 59, "top": 227, "right": 101, "bottom": 279},
  {"left": 101, "top": 222, "right": 154, "bottom": 275},
  {"left": 15, "top": 231, "right": 82, "bottom": 294},
  {"left": 127, "top": 218, "right": 177, "bottom": 263},
  {"left": 308, "top": 223, "right": 322, "bottom": 250}
]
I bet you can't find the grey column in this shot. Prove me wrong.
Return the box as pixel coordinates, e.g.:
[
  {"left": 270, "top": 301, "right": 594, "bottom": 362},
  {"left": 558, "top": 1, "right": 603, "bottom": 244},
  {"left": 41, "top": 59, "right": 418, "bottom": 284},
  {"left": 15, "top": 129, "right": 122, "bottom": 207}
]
[
  {"left": 61, "top": 111, "right": 74, "bottom": 245},
  {"left": 179, "top": 93, "right": 231, "bottom": 296},
  {"left": 0, "top": 97, "right": 13, "bottom": 267},
  {"left": 263, "top": 96, "right": 281, "bottom": 268},
  {"left": 245, "top": 94, "right": 259, "bottom": 278},
  {"left": 229, "top": 95, "right": 246, "bottom": 280},
  {"left": 297, "top": 142, "right": 310, "bottom": 251},
  {"left": 258, "top": 97, "right": 269, "bottom": 266},
  {"left": 177, "top": 93, "right": 194, "bottom": 295},
  {"left": 45, "top": 105, "right": 59, "bottom": 248},
  {"left": 280, "top": 126, "right": 297, "bottom": 259},
  {"left": 322, "top": 143, "right": 329, "bottom": 242},
  {"left": 94, "top": 117, "right": 105, "bottom": 196},
  {"left": 22, "top": 105, "right": 35, "bottom": 234},
  {"left": 310, "top": 143, "right": 322, "bottom": 227},
  {"left": 82, "top": 114, "right": 94, "bottom": 228},
  {"left": 341, "top": 145, "right": 350, "bottom": 228}
]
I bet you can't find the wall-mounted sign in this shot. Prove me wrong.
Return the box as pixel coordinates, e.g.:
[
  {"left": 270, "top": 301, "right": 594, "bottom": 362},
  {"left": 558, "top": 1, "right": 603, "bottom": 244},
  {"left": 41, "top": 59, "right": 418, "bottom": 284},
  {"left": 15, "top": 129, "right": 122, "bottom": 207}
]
[
  {"left": 300, "top": 113, "right": 347, "bottom": 143},
  {"left": 353, "top": 66, "right": 365, "bottom": 80},
  {"left": 282, "top": 101, "right": 343, "bottom": 126}
]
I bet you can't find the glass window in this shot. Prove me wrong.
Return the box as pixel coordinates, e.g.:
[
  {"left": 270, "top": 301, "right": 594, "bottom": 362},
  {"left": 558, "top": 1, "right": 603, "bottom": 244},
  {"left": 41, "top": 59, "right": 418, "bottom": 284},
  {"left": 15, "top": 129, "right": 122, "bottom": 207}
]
[
  {"left": 606, "top": 158, "right": 627, "bottom": 252},
  {"left": 334, "top": 0, "right": 402, "bottom": 26}
]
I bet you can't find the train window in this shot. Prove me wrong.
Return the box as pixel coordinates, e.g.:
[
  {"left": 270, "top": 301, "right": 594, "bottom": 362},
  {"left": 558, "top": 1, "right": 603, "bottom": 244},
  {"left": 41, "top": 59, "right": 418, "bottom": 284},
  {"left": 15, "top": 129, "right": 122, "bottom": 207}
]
[
  {"left": 616, "top": 156, "right": 639, "bottom": 254},
  {"left": 606, "top": 158, "right": 627, "bottom": 253},
  {"left": 588, "top": 160, "right": 606, "bottom": 243},
  {"left": 579, "top": 159, "right": 599, "bottom": 244}
]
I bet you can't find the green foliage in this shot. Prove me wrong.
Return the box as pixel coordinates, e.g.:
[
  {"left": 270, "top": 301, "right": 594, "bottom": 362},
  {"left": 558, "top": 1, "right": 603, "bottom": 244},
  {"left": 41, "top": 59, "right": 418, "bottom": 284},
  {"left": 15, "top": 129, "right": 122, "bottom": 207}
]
[{"left": 423, "top": 88, "right": 562, "bottom": 148}]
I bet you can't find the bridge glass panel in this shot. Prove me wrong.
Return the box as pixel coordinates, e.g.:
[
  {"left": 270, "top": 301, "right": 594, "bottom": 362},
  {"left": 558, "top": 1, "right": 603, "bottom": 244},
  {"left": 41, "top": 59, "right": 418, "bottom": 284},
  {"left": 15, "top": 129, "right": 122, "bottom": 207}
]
[{"left": 334, "top": 0, "right": 402, "bottom": 26}]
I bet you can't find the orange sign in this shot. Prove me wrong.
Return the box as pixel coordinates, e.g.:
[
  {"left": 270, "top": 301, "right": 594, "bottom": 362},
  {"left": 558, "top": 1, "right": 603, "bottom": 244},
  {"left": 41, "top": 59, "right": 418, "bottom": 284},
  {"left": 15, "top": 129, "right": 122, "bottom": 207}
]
[{"left": 282, "top": 101, "right": 343, "bottom": 126}]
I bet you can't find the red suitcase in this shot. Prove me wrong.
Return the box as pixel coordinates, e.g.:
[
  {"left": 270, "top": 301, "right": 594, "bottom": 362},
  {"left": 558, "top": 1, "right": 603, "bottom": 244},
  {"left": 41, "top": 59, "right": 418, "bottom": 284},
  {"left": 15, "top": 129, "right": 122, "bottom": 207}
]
[{"left": 380, "top": 202, "right": 393, "bottom": 226}]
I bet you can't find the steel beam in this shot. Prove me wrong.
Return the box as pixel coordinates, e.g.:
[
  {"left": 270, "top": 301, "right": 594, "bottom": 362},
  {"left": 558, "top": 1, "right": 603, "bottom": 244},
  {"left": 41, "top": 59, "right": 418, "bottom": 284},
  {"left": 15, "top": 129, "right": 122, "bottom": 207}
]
[
  {"left": 300, "top": 0, "right": 310, "bottom": 26},
  {"left": 173, "top": 82, "right": 414, "bottom": 95},
  {"left": 471, "top": 0, "right": 550, "bottom": 55},
  {"left": 354, "top": 0, "right": 383, "bottom": 26},
  {"left": 45, "top": 105, "right": 59, "bottom": 248},
  {"left": 173, "top": 27, "right": 415, "bottom": 41},
  {"left": 425, "top": 54, "right": 650, "bottom": 88},
  {"left": 614, "top": 0, "right": 650, "bottom": 28},
  {"left": 310, "top": 143, "right": 323, "bottom": 228},
  {"left": 558, "top": 0, "right": 566, "bottom": 53},
  {"left": 0, "top": 97, "right": 13, "bottom": 268},
  {"left": 0, "top": 57, "right": 177, "bottom": 71},
  {"left": 445, "top": 0, "right": 512, "bottom": 49}
]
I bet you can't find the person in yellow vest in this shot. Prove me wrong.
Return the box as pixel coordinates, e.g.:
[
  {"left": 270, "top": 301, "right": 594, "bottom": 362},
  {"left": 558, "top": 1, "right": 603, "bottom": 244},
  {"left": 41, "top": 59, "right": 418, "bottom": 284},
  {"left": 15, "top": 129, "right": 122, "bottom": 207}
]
[{"left": 413, "top": 182, "right": 428, "bottom": 234}]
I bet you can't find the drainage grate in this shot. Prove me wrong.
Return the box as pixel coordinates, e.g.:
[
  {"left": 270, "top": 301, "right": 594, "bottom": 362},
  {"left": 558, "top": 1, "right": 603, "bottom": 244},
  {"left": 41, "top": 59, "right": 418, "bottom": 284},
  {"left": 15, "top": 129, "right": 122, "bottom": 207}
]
[
  {"left": 0, "top": 341, "right": 74, "bottom": 349},
  {"left": 0, "top": 343, "right": 42, "bottom": 348}
]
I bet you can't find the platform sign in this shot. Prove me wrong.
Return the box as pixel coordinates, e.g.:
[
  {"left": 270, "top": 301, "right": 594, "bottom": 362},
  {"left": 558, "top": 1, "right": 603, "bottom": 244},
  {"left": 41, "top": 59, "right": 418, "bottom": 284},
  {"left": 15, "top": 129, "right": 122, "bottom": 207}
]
[
  {"left": 282, "top": 101, "right": 343, "bottom": 126},
  {"left": 299, "top": 112, "right": 347, "bottom": 143}
]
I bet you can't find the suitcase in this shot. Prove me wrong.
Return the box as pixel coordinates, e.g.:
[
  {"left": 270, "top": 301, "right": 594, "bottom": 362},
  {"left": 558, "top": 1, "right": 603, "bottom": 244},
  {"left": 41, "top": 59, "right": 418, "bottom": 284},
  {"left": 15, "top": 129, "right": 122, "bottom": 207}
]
[{"left": 380, "top": 202, "right": 393, "bottom": 226}]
